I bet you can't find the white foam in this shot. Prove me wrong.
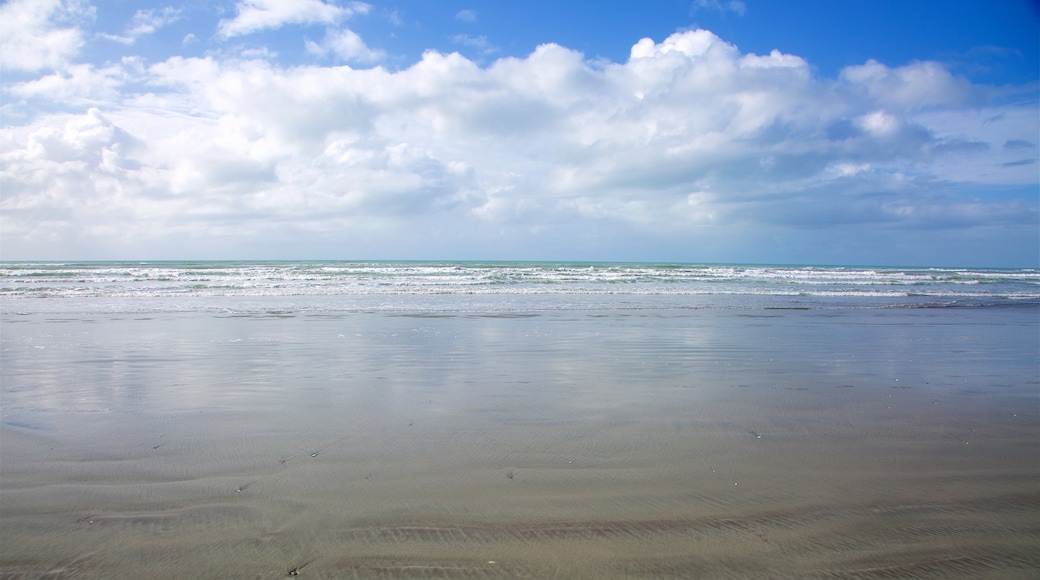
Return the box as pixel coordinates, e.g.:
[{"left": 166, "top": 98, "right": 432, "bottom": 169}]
[{"left": 1, "top": 262, "right": 1037, "bottom": 308}]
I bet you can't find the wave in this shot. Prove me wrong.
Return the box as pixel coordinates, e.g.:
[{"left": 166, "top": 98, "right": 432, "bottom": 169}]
[{"left": 1, "top": 262, "right": 1037, "bottom": 310}]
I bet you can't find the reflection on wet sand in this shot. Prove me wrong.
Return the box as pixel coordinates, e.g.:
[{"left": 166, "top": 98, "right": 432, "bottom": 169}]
[{"left": 2, "top": 307, "right": 1038, "bottom": 578}]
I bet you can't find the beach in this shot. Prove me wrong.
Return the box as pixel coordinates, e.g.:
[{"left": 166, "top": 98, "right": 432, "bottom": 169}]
[
  {"left": 4, "top": 0, "right": 1038, "bottom": 573},
  {"left": 2, "top": 263, "right": 1038, "bottom": 578}
]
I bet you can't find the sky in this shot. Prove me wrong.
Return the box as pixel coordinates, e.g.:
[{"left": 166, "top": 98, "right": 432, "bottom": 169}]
[{"left": 1, "top": 0, "right": 1038, "bottom": 266}]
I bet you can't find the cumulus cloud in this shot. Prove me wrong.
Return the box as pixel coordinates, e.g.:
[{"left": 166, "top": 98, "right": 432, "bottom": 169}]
[
  {"left": 0, "top": 0, "right": 94, "bottom": 72},
  {"left": 1, "top": 108, "right": 144, "bottom": 248},
  {"left": 1, "top": 26, "right": 1036, "bottom": 261},
  {"left": 840, "top": 59, "right": 977, "bottom": 108},
  {"left": 218, "top": 0, "right": 370, "bottom": 38}
]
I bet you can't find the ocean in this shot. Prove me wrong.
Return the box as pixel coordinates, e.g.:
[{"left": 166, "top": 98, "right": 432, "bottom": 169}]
[
  {"left": 2, "top": 261, "right": 1037, "bottom": 312},
  {"left": 2, "top": 261, "right": 1038, "bottom": 578}
]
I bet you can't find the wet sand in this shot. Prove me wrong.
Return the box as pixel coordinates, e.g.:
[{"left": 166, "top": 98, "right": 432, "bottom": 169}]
[{"left": 2, "top": 306, "right": 1038, "bottom": 578}]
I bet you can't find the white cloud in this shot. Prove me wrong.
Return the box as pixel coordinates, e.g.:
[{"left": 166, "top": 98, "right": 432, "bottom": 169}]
[
  {"left": 630, "top": 29, "right": 721, "bottom": 60},
  {"left": 1, "top": 28, "right": 1035, "bottom": 261},
  {"left": 6, "top": 62, "right": 127, "bottom": 105},
  {"left": 1, "top": 108, "right": 144, "bottom": 248},
  {"left": 455, "top": 9, "right": 477, "bottom": 23},
  {"left": 840, "top": 59, "right": 977, "bottom": 109},
  {"left": 101, "top": 6, "right": 182, "bottom": 45},
  {"left": 218, "top": 0, "right": 370, "bottom": 38},
  {"left": 306, "top": 28, "right": 385, "bottom": 64},
  {"left": 856, "top": 110, "right": 901, "bottom": 136},
  {"left": 128, "top": 6, "right": 180, "bottom": 36},
  {"left": 0, "top": 0, "right": 94, "bottom": 72}
]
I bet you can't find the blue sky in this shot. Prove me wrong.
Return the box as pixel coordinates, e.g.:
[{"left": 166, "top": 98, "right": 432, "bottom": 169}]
[{"left": 2, "top": 0, "right": 1037, "bottom": 266}]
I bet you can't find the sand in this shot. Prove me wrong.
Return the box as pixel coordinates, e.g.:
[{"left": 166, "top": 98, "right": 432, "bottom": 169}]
[{"left": 2, "top": 307, "right": 1038, "bottom": 578}]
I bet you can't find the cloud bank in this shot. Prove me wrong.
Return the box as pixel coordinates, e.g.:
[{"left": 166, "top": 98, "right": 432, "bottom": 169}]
[{"left": 1, "top": 2, "right": 1036, "bottom": 265}]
